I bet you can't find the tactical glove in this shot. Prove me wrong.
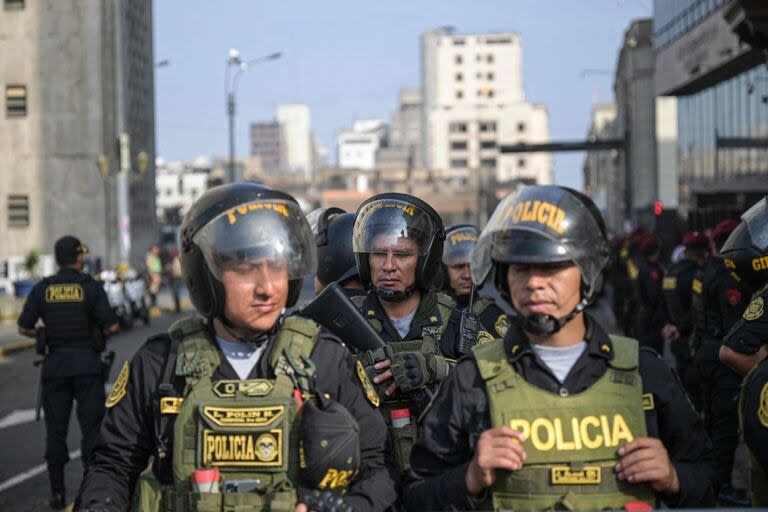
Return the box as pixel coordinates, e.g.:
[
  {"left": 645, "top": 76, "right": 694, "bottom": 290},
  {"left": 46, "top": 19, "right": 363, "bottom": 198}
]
[
  {"left": 359, "top": 345, "right": 395, "bottom": 396},
  {"left": 390, "top": 351, "right": 448, "bottom": 393}
]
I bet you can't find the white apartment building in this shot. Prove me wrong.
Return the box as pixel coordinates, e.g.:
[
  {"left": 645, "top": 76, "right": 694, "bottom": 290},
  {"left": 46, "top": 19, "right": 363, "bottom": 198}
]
[
  {"left": 421, "top": 29, "right": 552, "bottom": 184},
  {"left": 276, "top": 104, "right": 314, "bottom": 179},
  {"left": 337, "top": 119, "right": 387, "bottom": 170},
  {"left": 155, "top": 158, "right": 209, "bottom": 218}
]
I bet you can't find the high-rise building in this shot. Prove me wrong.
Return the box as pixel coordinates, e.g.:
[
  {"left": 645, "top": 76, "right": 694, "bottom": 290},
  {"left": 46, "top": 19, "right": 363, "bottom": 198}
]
[
  {"left": 0, "top": 0, "right": 156, "bottom": 268},
  {"left": 250, "top": 121, "right": 285, "bottom": 173},
  {"left": 337, "top": 120, "right": 387, "bottom": 170},
  {"left": 276, "top": 104, "right": 313, "bottom": 179},
  {"left": 583, "top": 104, "right": 619, "bottom": 230},
  {"left": 389, "top": 87, "right": 422, "bottom": 155},
  {"left": 420, "top": 28, "right": 552, "bottom": 184},
  {"left": 654, "top": 0, "right": 768, "bottom": 228}
]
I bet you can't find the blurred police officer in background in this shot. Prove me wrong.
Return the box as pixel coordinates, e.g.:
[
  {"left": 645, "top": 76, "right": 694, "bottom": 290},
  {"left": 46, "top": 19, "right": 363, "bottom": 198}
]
[
  {"left": 17, "top": 236, "right": 119, "bottom": 510},
  {"left": 306, "top": 207, "right": 364, "bottom": 296}
]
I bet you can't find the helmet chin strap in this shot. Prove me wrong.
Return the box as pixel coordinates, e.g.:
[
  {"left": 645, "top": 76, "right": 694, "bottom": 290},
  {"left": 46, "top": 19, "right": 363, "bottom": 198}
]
[
  {"left": 375, "top": 284, "right": 417, "bottom": 303},
  {"left": 509, "top": 297, "right": 590, "bottom": 337}
]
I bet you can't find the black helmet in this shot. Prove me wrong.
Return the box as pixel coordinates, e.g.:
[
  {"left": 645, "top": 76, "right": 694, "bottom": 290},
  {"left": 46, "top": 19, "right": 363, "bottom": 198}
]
[
  {"left": 441, "top": 225, "right": 480, "bottom": 294},
  {"left": 179, "top": 183, "right": 316, "bottom": 319},
  {"left": 307, "top": 207, "right": 359, "bottom": 287},
  {"left": 352, "top": 193, "right": 445, "bottom": 301},
  {"left": 471, "top": 185, "right": 609, "bottom": 335},
  {"left": 722, "top": 196, "right": 768, "bottom": 291}
]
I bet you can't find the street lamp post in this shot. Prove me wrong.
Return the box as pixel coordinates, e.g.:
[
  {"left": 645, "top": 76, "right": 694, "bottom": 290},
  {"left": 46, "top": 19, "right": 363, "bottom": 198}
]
[{"left": 225, "top": 49, "right": 282, "bottom": 183}]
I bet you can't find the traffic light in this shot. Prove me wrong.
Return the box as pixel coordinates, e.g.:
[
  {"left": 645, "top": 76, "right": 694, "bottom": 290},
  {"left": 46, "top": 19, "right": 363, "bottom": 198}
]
[{"left": 653, "top": 200, "right": 663, "bottom": 216}]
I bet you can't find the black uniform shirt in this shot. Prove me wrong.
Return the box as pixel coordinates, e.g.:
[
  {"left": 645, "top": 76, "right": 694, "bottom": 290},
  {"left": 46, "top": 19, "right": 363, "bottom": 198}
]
[
  {"left": 18, "top": 268, "right": 117, "bottom": 379},
  {"left": 403, "top": 315, "right": 716, "bottom": 510},
  {"left": 76, "top": 319, "right": 397, "bottom": 512},
  {"left": 695, "top": 257, "right": 749, "bottom": 342},
  {"left": 723, "top": 287, "right": 768, "bottom": 355},
  {"left": 742, "top": 356, "right": 768, "bottom": 475},
  {"left": 665, "top": 258, "right": 699, "bottom": 336}
]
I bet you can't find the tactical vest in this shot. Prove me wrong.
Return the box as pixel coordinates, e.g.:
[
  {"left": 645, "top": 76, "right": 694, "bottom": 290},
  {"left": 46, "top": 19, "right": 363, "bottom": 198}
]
[
  {"left": 132, "top": 315, "right": 319, "bottom": 512},
  {"left": 39, "top": 272, "right": 96, "bottom": 351},
  {"left": 691, "top": 260, "right": 728, "bottom": 347},
  {"left": 472, "top": 336, "right": 654, "bottom": 511},
  {"left": 350, "top": 292, "right": 452, "bottom": 475},
  {"left": 662, "top": 260, "right": 696, "bottom": 328}
]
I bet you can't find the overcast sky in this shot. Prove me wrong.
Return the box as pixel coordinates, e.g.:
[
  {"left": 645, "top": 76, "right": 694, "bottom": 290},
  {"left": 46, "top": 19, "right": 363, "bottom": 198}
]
[{"left": 154, "top": 0, "right": 652, "bottom": 189}]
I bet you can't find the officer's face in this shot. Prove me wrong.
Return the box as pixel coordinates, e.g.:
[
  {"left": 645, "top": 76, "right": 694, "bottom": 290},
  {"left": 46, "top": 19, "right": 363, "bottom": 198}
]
[
  {"left": 447, "top": 262, "right": 472, "bottom": 295},
  {"left": 218, "top": 258, "right": 289, "bottom": 333},
  {"left": 506, "top": 262, "right": 581, "bottom": 318},
  {"left": 369, "top": 236, "right": 419, "bottom": 292}
]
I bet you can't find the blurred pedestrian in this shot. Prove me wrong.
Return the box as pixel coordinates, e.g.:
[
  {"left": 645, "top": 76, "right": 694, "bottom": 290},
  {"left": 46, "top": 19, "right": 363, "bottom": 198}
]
[{"left": 144, "top": 244, "right": 162, "bottom": 307}]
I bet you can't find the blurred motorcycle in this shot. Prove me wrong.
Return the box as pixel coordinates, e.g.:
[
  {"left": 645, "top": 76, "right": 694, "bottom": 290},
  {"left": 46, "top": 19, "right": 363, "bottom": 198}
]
[
  {"left": 123, "top": 267, "right": 150, "bottom": 326},
  {"left": 100, "top": 270, "right": 133, "bottom": 330}
]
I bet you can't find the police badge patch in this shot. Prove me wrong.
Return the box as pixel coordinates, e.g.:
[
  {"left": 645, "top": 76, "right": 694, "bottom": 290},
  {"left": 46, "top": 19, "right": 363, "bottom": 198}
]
[
  {"left": 356, "top": 360, "right": 380, "bottom": 407},
  {"left": 744, "top": 296, "right": 764, "bottom": 321},
  {"left": 494, "top": 314, "right": 509, "bottom": 337},
  {"left": 759, "top": 382, "right": 768, "bottom": 429},
  {"left": 477, "top": 330, "right": 495, "bottom": 345},
  {"left": 106, "top": 361, "right": 129, "bottom": 408}
]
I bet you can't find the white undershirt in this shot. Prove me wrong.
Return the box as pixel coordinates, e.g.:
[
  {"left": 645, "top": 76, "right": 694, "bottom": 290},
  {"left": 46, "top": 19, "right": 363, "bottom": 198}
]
[
  {"left": 391, "top": 309, "right": 417, "bottom": 339},
  {"left": 215, "top": 336, "right": 266, "bottom": 380},
  {"left": 531, "top": 341, "right": 588, "bottom": 384}
]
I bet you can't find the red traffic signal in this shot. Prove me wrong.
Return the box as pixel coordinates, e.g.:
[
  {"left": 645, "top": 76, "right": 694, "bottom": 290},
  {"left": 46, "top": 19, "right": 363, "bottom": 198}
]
[{"left": 653, "top": 201, "right": 663, "bottom": 216}]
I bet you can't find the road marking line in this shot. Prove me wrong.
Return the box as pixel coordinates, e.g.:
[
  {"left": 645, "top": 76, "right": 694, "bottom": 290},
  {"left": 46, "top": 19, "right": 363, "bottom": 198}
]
[
  {"left": 0, "top": 450, "right": 80, "bottom": 494},
  {"left": 0, "top": 409, "right": 41, "bottom": 430}
]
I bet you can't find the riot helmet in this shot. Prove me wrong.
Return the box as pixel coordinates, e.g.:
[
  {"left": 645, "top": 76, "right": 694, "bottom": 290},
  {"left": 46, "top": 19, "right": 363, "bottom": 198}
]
[
  {"left": 441, "top": 225, "right": 480, "bottom": 296},
  {"left": 721, "top": 197, "right": 768, "bottom": 291},
  {"left": 471, "top": 185, "right": 610, "bottom": 336},
  {"left": 306, "top": 207, "right": 359, "bottom": 287},
  {"left": 179, "top": 183, "right": 316, "bottom": 319},
  {"left": 353, "top": 193, "right": 445, "bottom": 302}
]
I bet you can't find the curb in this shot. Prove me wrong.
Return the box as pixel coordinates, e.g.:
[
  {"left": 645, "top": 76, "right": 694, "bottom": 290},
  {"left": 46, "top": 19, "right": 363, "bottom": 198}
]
[{"left": 0, "top": 339, "right": 36, "bottom": 358}]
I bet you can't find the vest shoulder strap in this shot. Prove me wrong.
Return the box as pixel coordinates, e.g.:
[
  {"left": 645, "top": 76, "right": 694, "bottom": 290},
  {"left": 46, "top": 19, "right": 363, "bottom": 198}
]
[
  {"left": 472, "top": 338, "right": 508, "bottom": 381},
  {"left": 435, "top": 292, "right": 454, "bottom": 331},
  {"left": 168, "top": 316, "right": 220, "bottom": 378},
  {"left": 607, "top": 335, "right": 639, "bottom": 371},
  {"left": 472, "top": 296, "right": 495, "bottom": 313},
  {"left": 350, "top": 294, "right": 383, "bottom": 333},
  {"left": 268, "top": 316, "right": 321, "bottom": 391}
]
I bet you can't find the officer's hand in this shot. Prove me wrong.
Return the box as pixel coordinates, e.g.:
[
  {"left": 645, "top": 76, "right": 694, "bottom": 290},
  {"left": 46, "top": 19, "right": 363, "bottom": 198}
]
[
  {"left": 371, "top": 359, "right": 398, "bottom": 396},
  {"left": 661, "top": 324, "right": 679, "bottom": 342},
  {"left": 465, "top": 426, "right": 527, "bottom": 495},
  {"left": 615, "top": 437, "right": 680, "bottom": 494}
]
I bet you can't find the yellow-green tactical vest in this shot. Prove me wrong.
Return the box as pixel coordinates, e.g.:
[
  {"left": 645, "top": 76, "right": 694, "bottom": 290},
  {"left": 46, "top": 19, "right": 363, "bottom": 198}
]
[
  {"left": 131, "top": 316, "right": 319, "bottom": 512},
  {"left": 472, "top": 335, "right": 655, "bottom": 511},
  {"left": 350, "top": 292, "right": 452, "bottom": 475}
]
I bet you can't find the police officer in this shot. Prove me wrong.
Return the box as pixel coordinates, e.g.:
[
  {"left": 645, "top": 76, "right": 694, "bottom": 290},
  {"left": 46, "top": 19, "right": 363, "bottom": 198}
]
[
  {"left": 306, "top": 207, "right": 365, "bottom": 296},
  {"left": 404, "top": 185, "right": 715, "bottom": 510},
  {"left": 718, "top": 197, "right": 768, "bottom": 506},
  {"left": 630, "top": 234, "right": 668, "bottom": 354},
  {"left": 690, "top": 218, "right": 750, "bottom": 504},
  {"left": 17, "top": 236, "right": 119, "bottom": 510},
  {"left": 661, "top": 231, "right": 709, "bottom": 409},
  {"left": 350, "top": 193, "right": 467, "bottom": 476},
  {"left": 442, "top": 224, "right": 509, "bottom": 339},
  {"left": 76, "top": 184, "right": 397, "bottom": 512}
]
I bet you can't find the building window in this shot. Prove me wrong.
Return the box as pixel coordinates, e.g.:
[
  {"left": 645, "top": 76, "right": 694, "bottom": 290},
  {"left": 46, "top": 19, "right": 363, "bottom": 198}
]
[
  {"left": 486, "top": 54, "right": 494, "bottom": 63},
  {"left": 5, "top": 85, "right": 27, "bottom": 117},
  {"left": 518, "top": 158, "right": 526, "bottom": 168},
  {"left": 517, "top": 122, "right": 526, "bottom": 133},
  {"left": 8, "top": 194, "right": 29, "bottom": 227},
  {"left": 455, "top": 90, "right": 463, "bottom": 99},
  {"left": 455, "top": 72, "right": 463, "bottom": 82},
  {"left": 450, "top": 159, "right": 468, "bottom": 169},
  {"left": 4, "top": 0, "right": 24, "bottom": 10},
  {"left": 480, "top": 158, "right": 497, "bottom": 168},
  {"left": 452, "top": 38, "right": 465, "bottom": 46},
  {"left": 454, "top": 55, "right": 463, "bottom": 65},
  {"left": 451, "top": 141, "right": 468, "bottom": 151},
  {"left": 476, "top": 55, "right": 482, "bottom": 62},
  {"left": 449, "top": 122, "right": 468, "bottom": 134},
  {"left": 476, "top": 72, "right": 482, "bottom": 79},
  {"left": 487, "top": 90, "right": 495, "bottom": 98},
  {"left": 479, "top": 121, "right": 497, "bottom": 133},
  {"left": 487, "top": 72, "right": 494, "bottom": 81},
  {"left": 480, "top": 140, "right": 496, "bottom": 149}
]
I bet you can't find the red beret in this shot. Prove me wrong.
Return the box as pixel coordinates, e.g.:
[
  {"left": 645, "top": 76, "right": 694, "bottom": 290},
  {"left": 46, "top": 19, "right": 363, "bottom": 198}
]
[
  {"left": 638, "top": 233, "right": 660, "bottom": 253},
  {"left": 712, "top": 220, "right": 739, "bottom": 242},
  {"left": 682, "top": 231, "right": 709, "bottom": 248}
]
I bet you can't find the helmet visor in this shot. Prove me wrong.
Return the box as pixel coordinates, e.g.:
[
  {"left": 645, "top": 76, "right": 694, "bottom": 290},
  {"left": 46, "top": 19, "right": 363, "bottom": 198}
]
[
  {"left": 353, "top": 198, "right": 437, "bottom": 257},
  {"left": 193, "top": 199, "right": 316, "bottom": 282},
  {"left": 443, "top": 226, "right": 479, "bottom": 265},
  {"left": 743, "top": 197, "right": 768, "bottom": 252},
  {"left": 471, "top": 186, "right": 609, "bottom": 291}
]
